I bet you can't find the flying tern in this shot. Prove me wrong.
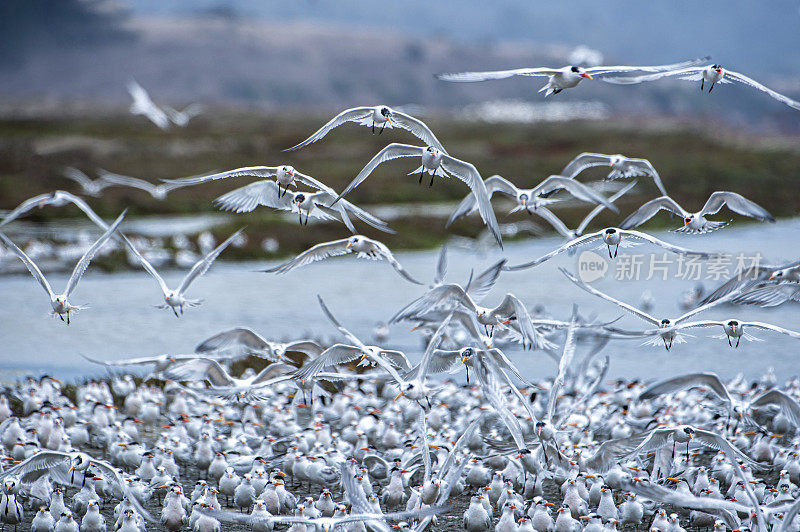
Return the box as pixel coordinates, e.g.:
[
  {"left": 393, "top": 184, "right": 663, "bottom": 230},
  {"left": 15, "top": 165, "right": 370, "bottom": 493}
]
[
  {"left": 286, "top": 105, "right": 446, "bottom": 152},
  {"left": 161, "top": 165, "right": 333, "bottom": 198},
  {"left": 262, "top": 235, "right": 422, "bottom": 284},
  {"left": 436, "top": 58, "right": 709, "bottom": 96},
  {"left": 445, "top": 174, "right": 618, "bottom": 228},
  {"left": 333, "top": 143, "right": 502, "bottom": 247},
  {"left": 0, "top": 211, "right": 125, "bottom": 324},
  {"left": 127, "top": 80, "right": 170, "bottom": 130},
  {"left": 97, "top": 169, "right": 195, "bottom": 200},
  {"left": 123, "top": 228, "right": 243, "bottom": 316},
  {"left": 505, "top": 227, "right": 712, "bottom": 270},
  {"left": 604, "top": 64, "right": 800, "bottom": 111},
  {"left": 620, "top": 192, "right": 774, "bottom": 233},
  {"left": 61, "top": 168, "right": 114, "bottom": 197},
  {"left": 560, "top": 153, "right": 667, "bottom": 195}
]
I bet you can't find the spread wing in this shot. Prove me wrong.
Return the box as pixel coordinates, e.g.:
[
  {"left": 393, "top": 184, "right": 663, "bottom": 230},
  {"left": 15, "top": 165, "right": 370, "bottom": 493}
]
[
  {"left": 176, "top": 228, "right": 243, "bottom": 295},
  {"left": 692, "top": 428, "right": 762, "bottom": 469},
  {"left": 533, "top": 175, "right": 618, "bottom": 211},
  {"left": 639, "top": 372, "right": 733, "bottom": 407},
  {"left": 560, "top": 152, "right": 614, "bottom": 178},
  {"left": 433, "top": 245, "right": 448, "bottom": 286},
  {"left": 466, "top": 259, "right": 505, "bottom": 302},
  {"left": 743, "top": 321, "right": 800, "bottom": 340},
  {"left": 392, "top": 110, "right": 447, "bottom": 153},
  {"left": 162, "top": 166, "right": 279, "bottom": 186},
  {"left": 120, "top": 234, "right": 170, "bottom": 297},
  {"left": 749, "top": 389, "right": 800, "bottom": 428},
  {"left": 0, "top": 450, "right": 72, "bottom": 482},
  {"left": 97, "top": 170, "right": 156, "bottom": 194},
  {"left": 369, "top": 239, "right": 423, "bottom": 285},
  {"left": 285, "top": 107, "right": 374, "bottom": 151},
  {"left": 262, "top": 238, "right": 351, "bottom": 274},
  {"left": 446, "top": 175, "right": 518, "bottom": 226},
  {"left": 195, "top": 327, "right": 272, "bottom": 356},
  {"left": 213, "top": 181, "right": 289, "bottom": 213},
  {"left": 334, "top": 143, "right": 423, "bottom": 203},
  {"left": 51, "top": 191, "right": 110, "bottom": 229},
  {"left": 390, "top": 284, "right": 474, "bottom": 323},
  {"left": 700, "top": 191, "right": 775, "bottom": 222},
  {"left": 65, "top": 211, "right": 126, "bottom": 296},
  {"left": 504, "top": 231, "right": 602, "bottom": 271},
  {"left": 621, "top": 229, "right": 711, "bottom": 256},
  {"left": 0, "top": 232, "right": 55, "bottom": 298},
  {"left": 560, "top": 267, "right": 660, "bottom": 325},
  {"left": 600, "top": 66, "right": 704, "bottom": 85},
  {"left": 548, "top": 313, "right": 577, "bottom": 423},
  {"left": 619, "top": 196, "right": 688, "bottom": 229},
  {"left": 576, "top": 181, "right": 638, "bottom": 234},
  {"left": 162, "top": 358, "right": 235, "bottom": 387},
  {"left": 725, "top": 69, "right": 800, "bottom": 111},
  {"left": 492, "top": 293, "right": 549, "bottom": 350},
  {"left": 436, "top": 67, "right": 561, "bottom": 82},
  {"left": 440, "top": 155, "right": 503, "bottom": 248},
  {"left": 293, "top": 344, "right": 363, "bottom": 381}
]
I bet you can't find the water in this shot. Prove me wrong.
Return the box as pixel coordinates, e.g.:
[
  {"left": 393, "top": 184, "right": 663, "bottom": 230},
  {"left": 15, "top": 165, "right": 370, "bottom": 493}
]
[{"left": 1, "top": 218, "right": 798, "bottom": 381}]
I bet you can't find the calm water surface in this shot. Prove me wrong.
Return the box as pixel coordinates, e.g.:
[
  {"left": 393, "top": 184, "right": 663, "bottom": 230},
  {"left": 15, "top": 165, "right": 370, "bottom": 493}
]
[{"left": 2, "top": 218, "right": 799, "bottom": 381}]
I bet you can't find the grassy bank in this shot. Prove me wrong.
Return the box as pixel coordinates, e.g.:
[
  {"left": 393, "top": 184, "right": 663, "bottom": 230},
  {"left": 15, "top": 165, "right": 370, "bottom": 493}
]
[{"left": 1, "top": 110, "right": 798, "bottom": 262}]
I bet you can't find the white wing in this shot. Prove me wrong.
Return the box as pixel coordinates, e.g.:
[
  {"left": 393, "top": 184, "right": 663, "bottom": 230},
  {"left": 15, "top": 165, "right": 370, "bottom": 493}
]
[
  {"left": 262, "top": 238, "right": 351, "bottom": 274},
  {"left": 97, "top": 170, "right": 156, "bottom": 194},
  {"left": 548, "top": 313, "right": 577, "bottom": 423},
  {"left": 533, "top": 175, "right": 618, "bottom": 211},
  {"left": 700, "top": 191, "right": 775, "bottom": 222},
  {"left": 65, "top": 211, "right": 126, "bottom": 296},
  {"left": 176, "top": 228, "right": 242, "bottom": 295},
  {"left": 576, "top": 181, "right": 638, "bottom": 234},
  {"left": 0, "top": 232, "right": 55, "bottom": 298},
  {"left": 369, "top": 239, "right": 423, "bottom": 285},
  {"left": 445, "top": 173, "right": 517, "bottom": 227},
  {"left": 163, "top": 358, "right": 235, "bottom": 387},
  {"left": 600, "top": 66, "right": 704, "bottom": 85},
  {"left": 560, "top": 152, "right": 614, "bottom": 178},
  {"left": 334, "top": 143, "right": 423, "bottom": 203},
  {"left": 560, "top": 267, "right": 660, "bottom": 325},
  {"left": 285, "top": 107, "right": 374, "bottom": 150},
  {"left": 51, "top": 191, "right": 110, "bottom": 229},
  {"left": 164, "top": 166, "right": 279, "bottom": 187},
  {"left": 391, "top": 110, "right": 447, "bottom": 153},
  {"left": 725, "top": 69, "right": 800, "bottom": 111},
  {"left": 621, "top": 229, "right": 712, "bottom": 256},
  {"left": 440, "top": 155, "right": 503, "bottom": 247},
  {"left": 504, "top": 231, "right": 602, "bottom": 271},
  {"left": 120, "top": 234, "right": 170, "bottom": 297},
  {"left": 749, "top": 389, "right": 800, "bottom": 428},
  {"left": 436, "top": 67, "right": 562, "bottom": 82},
  {"left": 433, "top": 245, "right": 447, "bottom": 286},
  {"left": 743, "top": 321, "right": 800, "bottom": 340},
  {"left": 213, "top": 181, "right": 289, "bottom": 213},
  {"left": 466, "top": 258, "right": 505, "bottom": 302},
  {"left": 639, "top": 372, "right": 733, "bottom": 407},
  {"left": 619, "top": 196, "right": 689, "bottom": 229},
  {"left": 673, "top": 291, "right": 736, "bottom": 325}
]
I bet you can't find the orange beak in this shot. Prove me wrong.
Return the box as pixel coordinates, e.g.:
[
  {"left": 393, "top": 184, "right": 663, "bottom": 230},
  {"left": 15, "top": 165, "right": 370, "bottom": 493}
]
[{"left": 580, "top": 73, "right": 593, "bottom": 79}]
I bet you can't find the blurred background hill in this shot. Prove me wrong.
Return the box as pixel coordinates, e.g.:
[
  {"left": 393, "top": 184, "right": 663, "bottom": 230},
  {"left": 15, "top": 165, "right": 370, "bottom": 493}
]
[{"left": 1, "top": 0, "right": 799, "bottom": 131}]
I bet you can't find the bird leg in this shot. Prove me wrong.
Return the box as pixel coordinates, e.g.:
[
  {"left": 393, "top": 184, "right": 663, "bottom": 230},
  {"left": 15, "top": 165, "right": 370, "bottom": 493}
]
[
  {"left": 429, "top": 174, "right": 434, "bottom": 186},
  {"left": 60, "top": 314, "right": 65, "bottom": 322},
  {"left": 380, "top": 122, "right": 387, "bottom": 134},
  {"left": 709, "top": 82, "right": 715, "bottom": 93},
  {"left": 67, "top": 312, "right": 70, "bottom": 325},
  {"left": 607, "top": 245, "right": 613, "bottom": 259},
  {"left": 736, "top": 337, "right": 740, "bottom": 348},
  {"left": 172, "top": 307, "right": 179, "bottom": 318},
  {"left": 671, "top": 441, "right": 676, "bottom": 460},
  {"left": 614, "top": 244, "right": 619, "bottom": 258},
  {"left": 701, "top": 79, "right": 704, "bottom": 91},
  {"left": 465, "top": 366, "right": 470, "bottom": 385},
  {"left": 728, "top": 336, "right": 732, "bottom": 347},
  {"left": 372, "top": 122, "right": 375, "bottom": 134}
]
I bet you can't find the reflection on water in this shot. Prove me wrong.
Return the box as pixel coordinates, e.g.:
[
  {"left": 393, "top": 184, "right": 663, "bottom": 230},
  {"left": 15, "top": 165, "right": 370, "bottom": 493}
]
[{"left": 1, "top": 218, "right": 798, "bottom": 381}]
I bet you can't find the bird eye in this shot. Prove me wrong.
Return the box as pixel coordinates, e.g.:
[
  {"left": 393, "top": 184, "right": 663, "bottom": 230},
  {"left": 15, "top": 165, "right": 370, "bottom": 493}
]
[{"left": 570, "top": 66, "right": 579, "bottom": 73}]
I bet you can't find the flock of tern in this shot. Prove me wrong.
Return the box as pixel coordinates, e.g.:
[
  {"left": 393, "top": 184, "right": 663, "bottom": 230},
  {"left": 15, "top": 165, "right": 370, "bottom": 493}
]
[{"left": 1, "top": 54, "right": 800, "bottom": 532}]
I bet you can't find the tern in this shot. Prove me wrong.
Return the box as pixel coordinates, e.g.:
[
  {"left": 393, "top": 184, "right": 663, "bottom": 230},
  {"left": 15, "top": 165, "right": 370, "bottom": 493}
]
[
  {"left": 123, "top": 228, "right": 243, "bottom": 316},
  {"left": 97, "top": 169, "right": 196, "bottom": 200},
  {"left": 0, "top": 190, "right": 109, "bottom": 229},
  {"left": 700, "top": 258, "right": 800, "bottom": 305},
  {"left": 195, "top": 327, "right": 324, "bottom": 361},
  {"left": 332, "top": 143, "right": 502, "bottom": 247},
  {"left": 0, "top": 450, "right": 154, "bottom": 522},
  {"left": 286, "top": 105, "right": 446, "bottom": 152},
  {"left": 0, "top": 211, "right": 125, "bottom": 324},
  {"left": 162, "top": 358, "right": 297, "bottom": 401},
  {"left": 392, "top": 260, "right": 550, "bottom": 349},
  {"left": 61, "top": 168, "right": 114, "bottom": 197},
  {"left": 620, "top": 191, "right": 774, "bottom": 233},
  {"left": 161, "top": 164, "right": 333, "bottom": 198},
  {"left": 436, "top": 58, "right": 709, "bottom": 96},
  {"left": 505, "top": 227, "right": 712, "bottom": 270},
  {"left": 262, "top": 235, "right": 422, "bottom": 285},
  {"left": 127, "top": 80, "right": 170, "bottom": 130},
  {"left": 604, "top": 64, "right": 800, "bottom": 111},
  {"left": 561, "top": 267, "right": 732, "bottom": 349},
  {"left": 213, "top": 180, "right": 393, "bottom": 234},
  {"left": 560, "top": 153, "right": 667, "bottom": 195},
  {"left": 660, "top": 318, "right": 800, "bottom": 347},
  {"left": 445, "top": 174, "right": 618, "bottom": 228}
]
